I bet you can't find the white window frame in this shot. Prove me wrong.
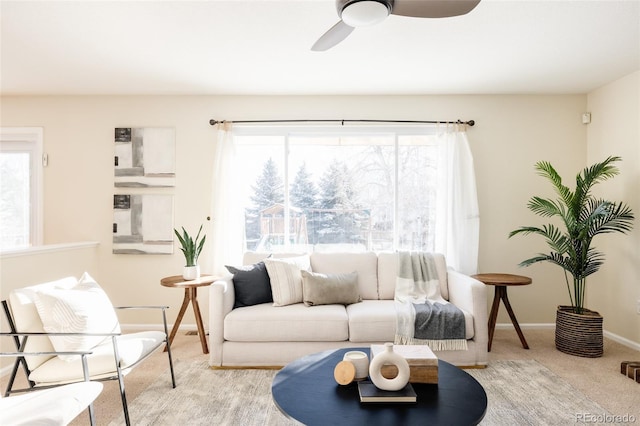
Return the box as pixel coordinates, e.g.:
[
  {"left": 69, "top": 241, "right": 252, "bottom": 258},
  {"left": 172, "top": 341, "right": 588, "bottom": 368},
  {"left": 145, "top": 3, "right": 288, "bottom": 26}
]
[
  {"left": 0, "top": 127, "right": 44, "bottom": 249},
  {"left": 232, "top": 123, "right": 442, "bottom": 252}
]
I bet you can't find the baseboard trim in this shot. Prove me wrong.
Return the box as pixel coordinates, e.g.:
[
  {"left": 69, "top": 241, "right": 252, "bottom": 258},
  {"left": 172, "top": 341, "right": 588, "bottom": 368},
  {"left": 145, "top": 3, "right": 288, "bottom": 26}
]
[
  {"left": 603, "top": 330, "right": 640, "bottom": 352},
  {"left": 496, "top": 322, "right": 640, "bottom": 351},
  {"left": 121, "top": 323, "right": 200, "bottom": 332},
  {"left": 495, "top": 323, "right": 555, "bottom": 330}
]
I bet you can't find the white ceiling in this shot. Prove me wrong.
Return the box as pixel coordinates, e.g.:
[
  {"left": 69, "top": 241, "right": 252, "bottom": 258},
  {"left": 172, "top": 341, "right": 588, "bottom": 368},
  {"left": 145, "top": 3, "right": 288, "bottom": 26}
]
[{"left": 1, "top": 0, "right": 639, "bottom": 96}]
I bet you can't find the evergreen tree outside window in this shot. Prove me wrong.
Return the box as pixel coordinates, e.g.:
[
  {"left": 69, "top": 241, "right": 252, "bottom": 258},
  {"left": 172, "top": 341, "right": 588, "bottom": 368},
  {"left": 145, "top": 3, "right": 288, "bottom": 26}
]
[{"left": 233, "top": 126, "right": 445, "bottom": 253}]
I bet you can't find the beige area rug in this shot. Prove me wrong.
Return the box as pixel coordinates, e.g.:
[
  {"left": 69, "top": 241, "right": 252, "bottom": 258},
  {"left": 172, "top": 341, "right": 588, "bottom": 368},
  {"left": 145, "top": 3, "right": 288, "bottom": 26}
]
[
  {"left": 109, "top": 360, "right": 612, "bottom": 426},
  {"left": 466, "top": 361, "right": 614, "bottom": 425}
]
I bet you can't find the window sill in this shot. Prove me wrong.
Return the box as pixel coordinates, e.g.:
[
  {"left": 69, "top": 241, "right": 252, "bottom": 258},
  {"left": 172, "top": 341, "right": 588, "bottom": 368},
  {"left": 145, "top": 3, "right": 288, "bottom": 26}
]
[{"left": 0, "top": 241, "right": 99, "bottom": 259}]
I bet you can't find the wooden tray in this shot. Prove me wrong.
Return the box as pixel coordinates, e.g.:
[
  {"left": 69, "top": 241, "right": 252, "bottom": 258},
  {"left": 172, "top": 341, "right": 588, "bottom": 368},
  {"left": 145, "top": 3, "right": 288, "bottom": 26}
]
[{"left": 372, "top": 344, "right": 438, "bottom": 384}]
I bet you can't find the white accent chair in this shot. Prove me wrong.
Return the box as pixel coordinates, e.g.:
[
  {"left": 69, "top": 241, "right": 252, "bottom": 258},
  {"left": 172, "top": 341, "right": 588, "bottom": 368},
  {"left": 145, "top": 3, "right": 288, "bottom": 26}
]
[
  {"left": 1, "top": 349, "right": 103, "bottom": 425},
  {"left": 2, "top": 274, "right": 176, "bottom": 426}
]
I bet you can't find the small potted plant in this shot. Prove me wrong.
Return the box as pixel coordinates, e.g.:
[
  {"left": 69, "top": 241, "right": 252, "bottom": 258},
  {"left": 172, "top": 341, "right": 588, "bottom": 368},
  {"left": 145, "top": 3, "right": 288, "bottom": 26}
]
[
  {"left": 509, "top": 156, "right": 634, "bottom": 357},
  {"left": 174, "top": 224, "right": 206, "bottom": 280}
]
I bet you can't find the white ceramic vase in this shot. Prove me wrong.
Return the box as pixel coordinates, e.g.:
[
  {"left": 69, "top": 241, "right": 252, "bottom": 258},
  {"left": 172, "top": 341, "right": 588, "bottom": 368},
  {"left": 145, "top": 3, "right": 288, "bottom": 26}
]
[
  {"left": 182, "top": 265, "right": 200, "bottom": 280},
  {"left": 368, "top": 342, "right": 410, "bottom": 391}
]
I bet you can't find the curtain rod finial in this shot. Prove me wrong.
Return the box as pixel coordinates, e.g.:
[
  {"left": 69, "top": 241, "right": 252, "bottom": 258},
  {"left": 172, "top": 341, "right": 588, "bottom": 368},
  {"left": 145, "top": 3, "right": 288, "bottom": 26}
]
[
  {"left": 468, "top": 120, "right": 475, "bottom": 127},
  {"left": 209, "top": 119, "right": 218, "bottom": 126}
]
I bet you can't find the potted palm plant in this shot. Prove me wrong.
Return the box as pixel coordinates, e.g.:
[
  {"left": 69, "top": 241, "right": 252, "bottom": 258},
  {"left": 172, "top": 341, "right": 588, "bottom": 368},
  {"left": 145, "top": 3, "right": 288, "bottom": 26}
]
[
  {"left": 509, "top": 156, "right": 634, "bottom": 357},
  {"left": 174, "top": 224, "right": 206, "bottom": 280}
]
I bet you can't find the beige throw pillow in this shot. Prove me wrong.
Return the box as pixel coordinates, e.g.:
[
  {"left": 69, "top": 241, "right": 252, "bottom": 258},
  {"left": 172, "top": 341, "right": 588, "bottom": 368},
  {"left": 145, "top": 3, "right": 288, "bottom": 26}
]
[
  {"left": 264, "top": 255, "right": 311, "bottom": 306},
  {"left": 301, "top": 270, "right": 361, "bottom": 307}
]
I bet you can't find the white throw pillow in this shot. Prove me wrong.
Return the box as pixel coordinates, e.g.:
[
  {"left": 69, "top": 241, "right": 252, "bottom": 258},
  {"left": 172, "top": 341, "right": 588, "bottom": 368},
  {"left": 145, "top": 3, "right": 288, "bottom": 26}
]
[
  {"left": 33, "top": 272, "right": 121, "bottom": 361},
  {"left": 264, "top": 255, "right": 311, "bottom": 306}
]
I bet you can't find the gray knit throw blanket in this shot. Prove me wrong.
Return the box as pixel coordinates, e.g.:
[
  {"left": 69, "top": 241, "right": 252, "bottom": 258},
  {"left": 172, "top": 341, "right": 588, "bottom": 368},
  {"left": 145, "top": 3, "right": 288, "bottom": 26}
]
[{"left": 394, "top": 251, "right": 468, "bottom": 351}]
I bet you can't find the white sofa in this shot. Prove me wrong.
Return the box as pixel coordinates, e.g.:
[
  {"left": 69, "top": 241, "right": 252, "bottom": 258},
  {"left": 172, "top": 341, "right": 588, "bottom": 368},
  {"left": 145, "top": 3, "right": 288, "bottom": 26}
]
[{"left": 209, "top": 252, "right": 488, "bottom": 368}]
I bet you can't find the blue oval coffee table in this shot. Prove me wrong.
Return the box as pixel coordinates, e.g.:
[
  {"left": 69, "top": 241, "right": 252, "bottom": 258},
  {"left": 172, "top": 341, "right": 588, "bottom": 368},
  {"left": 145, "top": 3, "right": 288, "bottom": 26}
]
[{"left": 272, "top": 347, "right": 487, "bottom": 426}]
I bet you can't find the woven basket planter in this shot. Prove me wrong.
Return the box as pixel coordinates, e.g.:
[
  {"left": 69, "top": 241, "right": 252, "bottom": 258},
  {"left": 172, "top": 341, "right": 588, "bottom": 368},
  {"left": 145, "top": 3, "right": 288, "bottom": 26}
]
[{"left": 555, "top": 305, "right": 603, "bottom": 358}]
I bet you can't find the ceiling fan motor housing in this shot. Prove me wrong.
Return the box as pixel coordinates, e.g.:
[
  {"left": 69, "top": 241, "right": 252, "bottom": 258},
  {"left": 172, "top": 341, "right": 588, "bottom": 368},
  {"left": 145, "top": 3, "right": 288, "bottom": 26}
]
[{"left": 337, "top": 0, "right": 392, "bottom": 27}]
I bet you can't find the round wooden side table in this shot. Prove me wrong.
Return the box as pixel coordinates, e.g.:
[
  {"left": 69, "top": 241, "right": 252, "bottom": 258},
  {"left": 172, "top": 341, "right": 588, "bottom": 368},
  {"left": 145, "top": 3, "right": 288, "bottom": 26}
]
[
  {"left": 160, "top": 274, "right": 218, "bottom": 354},
  {"left": 472, "top": 273, "right": 532, "bottom": 352}
]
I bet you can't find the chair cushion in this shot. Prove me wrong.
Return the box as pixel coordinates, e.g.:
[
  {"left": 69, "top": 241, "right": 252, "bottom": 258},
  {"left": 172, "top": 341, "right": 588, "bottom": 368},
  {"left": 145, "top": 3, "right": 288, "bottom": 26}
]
[
  {"left": 301, "top": 270, "right": 361, "bottom": 306},
  {"left": 0, "top": 381, "right": 103, "bottom": 426},
  {"left": 28, "top": 331, "right": 166, "bottom": 384},
  {"left": 32, "top": 272, "right": 121, "bottom": 360}
]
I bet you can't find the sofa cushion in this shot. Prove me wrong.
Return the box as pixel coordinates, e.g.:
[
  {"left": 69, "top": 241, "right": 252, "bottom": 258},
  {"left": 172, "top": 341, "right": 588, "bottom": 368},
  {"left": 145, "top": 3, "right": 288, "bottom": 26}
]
[
  {"left": 346, "top": 300, "right": 397, "bottom": 343},
  {"left": 377, "top": 252, "right": 449, "bottom": 300},
  {"left": 264, "top": 255, "right": 311, "bottom": 306},
  {"left": 310, "top": 252, "right": 379, "bottom": 300},
  {"left": 224, "top": 303, "right": 348, "bottom": 342},
  {"left": 226, "top": 261, "right": 272, "bottom": 308},
  {"left": 301, "top": 270, "right": 361, "bottom": 306},
  {"left": 347, "top": 300, "right": 474, "bottom": 342}
]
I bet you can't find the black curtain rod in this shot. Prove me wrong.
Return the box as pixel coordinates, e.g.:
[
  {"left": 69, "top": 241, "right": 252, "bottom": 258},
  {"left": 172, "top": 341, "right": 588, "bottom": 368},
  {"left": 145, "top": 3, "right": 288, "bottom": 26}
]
[{"left": 209, "top": 119, "right": 474, "bottom": 127}]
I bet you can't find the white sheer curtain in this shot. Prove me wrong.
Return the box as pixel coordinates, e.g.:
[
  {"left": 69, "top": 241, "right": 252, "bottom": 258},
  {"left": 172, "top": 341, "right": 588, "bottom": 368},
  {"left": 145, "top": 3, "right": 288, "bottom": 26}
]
[
  {"left": 209, "top": 122, "right": 479, "bottom": 275},
  {"left": 434, "top": 124, "right": 480, "bottom": 275},
  {"left": 210, "top": 122, "right": 244, "bottom": 276}
]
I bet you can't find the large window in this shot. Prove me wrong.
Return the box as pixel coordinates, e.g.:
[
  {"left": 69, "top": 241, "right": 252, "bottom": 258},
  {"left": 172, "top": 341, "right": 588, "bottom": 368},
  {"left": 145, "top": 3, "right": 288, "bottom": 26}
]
[
  {"left": 0, "top": 128, "right": 43, "bottom": 251},
  {"left": 233, "top": 126, "right": 443, "bottom": 253}
]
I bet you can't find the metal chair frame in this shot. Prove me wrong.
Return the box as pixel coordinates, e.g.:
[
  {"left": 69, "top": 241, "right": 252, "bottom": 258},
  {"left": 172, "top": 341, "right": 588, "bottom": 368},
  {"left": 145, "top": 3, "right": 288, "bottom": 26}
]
[
  {"left": 0, "top": 344, "right": 96, "bottom": 425},
  {"left": 2, "top": 300, "right": 176, "bottom": 426}
]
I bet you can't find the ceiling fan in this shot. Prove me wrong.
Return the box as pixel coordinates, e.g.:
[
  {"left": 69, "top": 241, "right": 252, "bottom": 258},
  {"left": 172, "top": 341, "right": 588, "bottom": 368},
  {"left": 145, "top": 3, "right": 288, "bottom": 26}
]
[{"left": 311, "top": 0, "right": 481, "bottom": 51}]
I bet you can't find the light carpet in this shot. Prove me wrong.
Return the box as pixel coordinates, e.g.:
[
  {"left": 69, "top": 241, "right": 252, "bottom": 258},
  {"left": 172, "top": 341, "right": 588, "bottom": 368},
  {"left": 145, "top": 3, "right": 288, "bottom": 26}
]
[{"left": 109, "top": 359, "right": 611, "bottom": 426}]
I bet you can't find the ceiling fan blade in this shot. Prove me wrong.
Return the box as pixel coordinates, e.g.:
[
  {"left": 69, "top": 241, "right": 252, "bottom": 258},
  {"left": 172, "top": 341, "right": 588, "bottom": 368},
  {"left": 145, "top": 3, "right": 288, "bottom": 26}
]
[
  {"left": 311, "top": 20, "right": 355, "bottom": 51},
  {"left": 391, "top": 0, "right": 481, "bottom": 18}
]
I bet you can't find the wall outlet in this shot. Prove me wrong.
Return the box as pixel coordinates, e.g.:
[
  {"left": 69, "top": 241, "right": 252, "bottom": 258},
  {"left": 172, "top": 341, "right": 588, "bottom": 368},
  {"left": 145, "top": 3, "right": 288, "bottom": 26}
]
[{"left": 582, "top": 112, "right": 592, "bottom": 124}]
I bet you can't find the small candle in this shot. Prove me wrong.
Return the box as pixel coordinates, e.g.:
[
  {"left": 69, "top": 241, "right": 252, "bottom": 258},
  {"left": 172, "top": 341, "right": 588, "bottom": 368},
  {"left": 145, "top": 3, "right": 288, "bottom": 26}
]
[{"left": 343, "top": 351, "right": 369, "bottom": 380}]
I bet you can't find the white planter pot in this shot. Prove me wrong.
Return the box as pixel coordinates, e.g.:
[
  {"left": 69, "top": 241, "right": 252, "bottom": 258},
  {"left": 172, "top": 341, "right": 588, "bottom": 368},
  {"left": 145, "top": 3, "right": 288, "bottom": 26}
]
[{"left": 182, "top": 265, "right": 200, "bottom": 280}]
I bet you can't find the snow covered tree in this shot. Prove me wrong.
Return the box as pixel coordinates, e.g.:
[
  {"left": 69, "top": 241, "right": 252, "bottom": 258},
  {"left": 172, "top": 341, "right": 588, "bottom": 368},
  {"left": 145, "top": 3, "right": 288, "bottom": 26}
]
[
  {"left": 289, "top": 163, "right": 319, "bottom": 244},
  {"left": 316, "top": 161, "right": 365, "bottom": 245},
  {"left": 250, "top": 158, "right": 284, "bottom": 210},
  {"left": 245, "top": 158, "right": 284, "bottom": 248},
  {"left": 319, "top": 161, "right": 356, "bottom": 210},
  {"left": 290, "top": 163, "right": 318, "bottom": 209}
]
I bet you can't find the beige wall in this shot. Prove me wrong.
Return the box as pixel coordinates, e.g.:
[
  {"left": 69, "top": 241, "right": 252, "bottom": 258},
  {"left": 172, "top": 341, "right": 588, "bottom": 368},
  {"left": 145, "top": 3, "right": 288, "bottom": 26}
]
[
  {"left": 1, "top": 94, "right": 592, "bottom": 336},
  {"left": 0, "top": 244, "right": 99, "bottom": 290},
  {"left": 587, "top": 70, "right": 640, "bottom": 344}
]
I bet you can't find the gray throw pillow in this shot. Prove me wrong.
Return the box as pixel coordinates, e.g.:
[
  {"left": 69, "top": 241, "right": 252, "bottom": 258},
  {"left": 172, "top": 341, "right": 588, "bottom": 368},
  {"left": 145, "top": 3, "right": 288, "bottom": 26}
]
[{"left": 301, "top": 270, "right": 361, "bottom": 307}]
